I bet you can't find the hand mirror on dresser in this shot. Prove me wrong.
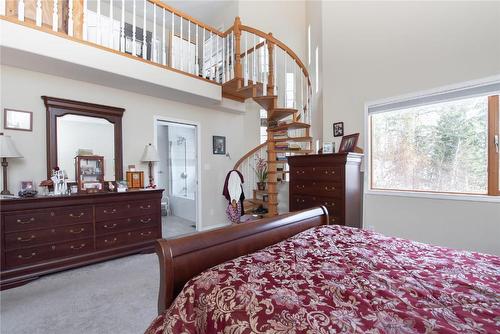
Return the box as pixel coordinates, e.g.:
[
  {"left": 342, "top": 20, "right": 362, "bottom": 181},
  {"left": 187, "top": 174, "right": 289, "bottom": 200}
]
[{"left": 0, "top": 97, "right": 163, "bottom": 290}]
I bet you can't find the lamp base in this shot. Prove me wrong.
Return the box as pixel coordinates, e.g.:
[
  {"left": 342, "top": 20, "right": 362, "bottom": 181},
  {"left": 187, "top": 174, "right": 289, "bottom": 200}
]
[
  {"left": 1, "top": 190, "right": 12, "bottom": 195},
  {"left": 1, "top": 157, "right": 12, "bottom": 195},
  {"left": 147, "top": 161, "right": 156, "bottom": 188}
]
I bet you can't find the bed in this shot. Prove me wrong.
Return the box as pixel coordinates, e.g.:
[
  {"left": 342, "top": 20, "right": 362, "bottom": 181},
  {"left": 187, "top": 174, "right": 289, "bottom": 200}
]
[{"left": 146, "top": 207, "right": 500, "bottom": 333}]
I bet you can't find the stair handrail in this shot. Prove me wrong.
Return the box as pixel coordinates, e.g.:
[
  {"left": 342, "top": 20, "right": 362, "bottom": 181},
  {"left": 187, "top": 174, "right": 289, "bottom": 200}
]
[{"left": 234, "top": 141, "right": 268, "bottom": 170}]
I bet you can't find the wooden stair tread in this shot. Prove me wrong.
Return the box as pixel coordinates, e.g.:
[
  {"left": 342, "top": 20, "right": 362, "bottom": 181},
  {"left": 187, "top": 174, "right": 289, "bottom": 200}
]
[
  {"left": 269, "top": 122, "right": 310, "bottom": 131},
  {"left": 270, "top": 149, "right": 313, "bottom": 154},
  {"left": 237, "top": 82, "right": 263, "bottom": 99},
  {"left": 267, "top": 160, "right": 288, "bottom": 164},
  {"left": 253, "top": 95, "right": 277, "bottom": 110},
  {"left": 268, "top": 108, "right": 296, "bottom": 122},
  {"left": 272, "top": 136, "right": 313, "bottom": 143}
]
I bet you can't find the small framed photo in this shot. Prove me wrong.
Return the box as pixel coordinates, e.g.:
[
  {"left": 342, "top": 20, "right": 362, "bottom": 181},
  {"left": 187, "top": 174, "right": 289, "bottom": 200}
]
[
  {"left": 322, "top": 142, "right": 335, "bottom": 154},
  {"left": 20, "top": 181, "right": 34, "bottom": 191},
  {"left": 333, "top": 121, "right": 344, "bottom": 137},
  {"left": 4, "top": 109, "right": 33, "bottom": 131},
  {"left": 339, "top": 133, "right": 360, "bottom": 153},
  {"left": 213, "top": 136, "right": 226, "bottom": 155}
]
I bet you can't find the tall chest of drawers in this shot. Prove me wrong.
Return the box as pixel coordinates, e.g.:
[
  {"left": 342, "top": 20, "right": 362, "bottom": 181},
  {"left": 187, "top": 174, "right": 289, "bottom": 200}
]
[
  {"left": 0, "top": 189, "right": 163, "bottom": 290},
  {"left": 288, "top": 153, "right": 363, "bottom": 227}
]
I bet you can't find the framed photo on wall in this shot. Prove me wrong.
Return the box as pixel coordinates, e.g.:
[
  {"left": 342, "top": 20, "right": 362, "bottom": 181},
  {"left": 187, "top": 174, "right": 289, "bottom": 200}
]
[
  {"left": 4, "top": 109, "right": 33, "bottom": 131},
  {"left": 333, "top": 121, "right": 344, "bottom": 137},
  {"left": 213, "top": 136, "right": 226, "bottom": 155}
]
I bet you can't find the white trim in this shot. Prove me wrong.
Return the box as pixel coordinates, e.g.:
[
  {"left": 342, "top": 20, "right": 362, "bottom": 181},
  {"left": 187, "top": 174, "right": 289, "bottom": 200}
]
[
  {"left": 153, "top": 115, "right": 202, "bottom": 232},
  {"left": 364, "top": 75, "right": 500, "bottom": 203},
  {"left": 366, "top": 75, "right": 500, "bottom": 114},
  {"left": 366, "top": 189, "right": 500, "bottom": 203}
]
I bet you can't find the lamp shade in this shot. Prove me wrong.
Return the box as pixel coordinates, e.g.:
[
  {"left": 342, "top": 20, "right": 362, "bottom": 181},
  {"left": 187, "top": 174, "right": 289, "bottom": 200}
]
[
  {"left": 0, "top": 133, "right": 23, "bottom": 158},
  {"left": 141, "top": 143, "right": 160, "bottom": 162}
]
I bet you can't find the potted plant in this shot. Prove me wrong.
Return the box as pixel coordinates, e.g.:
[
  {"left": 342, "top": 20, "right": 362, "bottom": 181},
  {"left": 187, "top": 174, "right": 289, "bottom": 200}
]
[{"left": 254, "top": 156, "right": 268, "bottom": 191}]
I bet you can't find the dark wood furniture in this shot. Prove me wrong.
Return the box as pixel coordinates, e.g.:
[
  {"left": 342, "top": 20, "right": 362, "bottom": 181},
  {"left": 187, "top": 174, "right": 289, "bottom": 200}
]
[
  {"left": 43, "top": 96, "right": 125, "bottom": 180},
  {"left": 76, "top": 155, "right": 105, "bottom": 192},
  {"left": 155, "top": 206, "right": 329, "bottom": 313},
  {"left": 0, "top": 189, "right": 163, "bottom": 290},
  {"left": 288, "top": 153, "right": 363, "bottom": 227}
]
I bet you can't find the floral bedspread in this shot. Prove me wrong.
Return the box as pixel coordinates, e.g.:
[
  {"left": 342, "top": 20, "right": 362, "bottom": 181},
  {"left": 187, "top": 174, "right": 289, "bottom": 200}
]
[{"left": 145, "top": 225, "right": 500, "bottom": 333}]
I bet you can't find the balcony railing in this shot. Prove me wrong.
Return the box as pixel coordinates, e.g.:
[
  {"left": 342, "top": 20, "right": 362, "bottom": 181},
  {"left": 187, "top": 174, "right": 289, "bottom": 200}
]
[{"left": 1, "top": 0, "right": 311, "bottom": 119}]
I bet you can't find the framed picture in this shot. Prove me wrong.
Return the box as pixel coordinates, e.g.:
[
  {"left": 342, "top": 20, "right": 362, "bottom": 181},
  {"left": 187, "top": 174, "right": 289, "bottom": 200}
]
[
  {"left": 322, "top": 142, "right": 335, "bottom": 154},
  {"left": 213, "top": 136, "right": 226, "bottom": 155},
  {"left": 338, "top": 133, "right": 360, "bottom": 153},
  {"left": 20, "top": 181, "right": 34, "bottom": 191},
  {"left": 4, "top": 109, "right": 33, "bottom": 131},
  {"left": 333, "top": 122, "right": 344, "bottom": 137}
]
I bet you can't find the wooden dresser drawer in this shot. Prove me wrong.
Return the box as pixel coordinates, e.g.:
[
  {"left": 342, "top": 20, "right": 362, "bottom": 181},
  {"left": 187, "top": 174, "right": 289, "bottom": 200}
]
[
  {"left": 95, "top": 203, "right": 131, "bottom": 222},
  {"left": 129, "top": 200, "right": 157, "bottom": 215},
  {"left": 95, "top": 214, "right": 157, "bottom": 235},
  {"left": 4, "top": 210, "right": 53, "bottom": 232},
  {"left": 95, "top": 228, "right": 159, "bottom": 250},
  {"left": 4, "top": 223, "right": 93, "bottom": 250},
  {"left": 5, "top": 238, "right": 93, "bottom": 268},
  {"left": 291, "top": 166, "right": 343, "bottom": 181},
  {"left": 290, "top": 195, "right": 342, "bottom": 220},
  {"left": 52, "top": 206, "right": 93, "bottom": 226},
  {"left": 291, "top": 181, "right": 343, "bottom": 198}
]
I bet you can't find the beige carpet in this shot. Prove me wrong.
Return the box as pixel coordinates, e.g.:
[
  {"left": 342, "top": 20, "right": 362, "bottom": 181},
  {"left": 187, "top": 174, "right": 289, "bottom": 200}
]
[{"left": 0, "top": 216, "right": 196, "bottom": 334}]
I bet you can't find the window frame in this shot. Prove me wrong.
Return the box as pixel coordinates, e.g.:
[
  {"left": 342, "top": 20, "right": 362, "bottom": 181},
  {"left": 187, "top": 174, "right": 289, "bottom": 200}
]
[
  {"left": 488, "top": 95, "right": 499, "bottom": 195},
  {"left": 365, "top": 77, "right": 500, "bottom": 201}
]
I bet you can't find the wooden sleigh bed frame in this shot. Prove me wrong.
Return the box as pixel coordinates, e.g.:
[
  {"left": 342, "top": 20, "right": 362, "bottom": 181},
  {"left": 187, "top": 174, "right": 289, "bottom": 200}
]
[{"left": 155, "top": 207, "right": 329, "bottom": 313}]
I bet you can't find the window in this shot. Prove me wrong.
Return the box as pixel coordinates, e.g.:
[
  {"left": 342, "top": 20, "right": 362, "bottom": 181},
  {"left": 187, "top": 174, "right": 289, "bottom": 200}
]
[
  {"left": 315, "top": 47, "right": 319, "bottom": 93},
  {"left": 368, "top": 80, "right": 500, "bottom": 197},
  {"left": 285, "top": 73, "right": 295, "bottom": 108},
  {"left": 307, "top": 25, "right": 311, "bottom": 66}
]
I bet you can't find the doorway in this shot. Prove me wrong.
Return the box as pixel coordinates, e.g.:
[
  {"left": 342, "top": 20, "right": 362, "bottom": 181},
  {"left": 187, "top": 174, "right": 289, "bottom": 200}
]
[{"left": 155, "top": 118, "right": 199, "bottom": 237}]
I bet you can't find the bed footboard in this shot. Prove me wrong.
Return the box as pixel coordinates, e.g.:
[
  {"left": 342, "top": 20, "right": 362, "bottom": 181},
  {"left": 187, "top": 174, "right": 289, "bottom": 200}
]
[{"left": 155, "top": 207, "right": 329, "bottom": 313}]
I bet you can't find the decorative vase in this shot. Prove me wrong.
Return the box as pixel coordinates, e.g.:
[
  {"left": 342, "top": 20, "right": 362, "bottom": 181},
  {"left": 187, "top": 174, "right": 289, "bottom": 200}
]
[{"left": 257, "top": 182, "right": 266, "bottom": 191}]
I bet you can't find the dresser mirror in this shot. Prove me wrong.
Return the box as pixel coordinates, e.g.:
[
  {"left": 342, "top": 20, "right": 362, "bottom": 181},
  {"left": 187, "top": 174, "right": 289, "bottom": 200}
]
[{"left": 43, "top": 96, "right": 125, "bottom": 181}]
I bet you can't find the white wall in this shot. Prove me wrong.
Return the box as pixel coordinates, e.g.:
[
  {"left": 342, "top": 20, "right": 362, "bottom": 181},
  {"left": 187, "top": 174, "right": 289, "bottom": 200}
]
[
  {"left": 0, "top": 65, "right": 256, "bottom": 230},
  {"left": 319, "top": 1, "right": 500, "bottom": 255}
]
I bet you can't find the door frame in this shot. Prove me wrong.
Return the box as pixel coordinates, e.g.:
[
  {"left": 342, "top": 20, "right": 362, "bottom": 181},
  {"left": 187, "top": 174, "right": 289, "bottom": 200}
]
[{"left": 153, "top": 116, "right": 202, "bottom": 232}]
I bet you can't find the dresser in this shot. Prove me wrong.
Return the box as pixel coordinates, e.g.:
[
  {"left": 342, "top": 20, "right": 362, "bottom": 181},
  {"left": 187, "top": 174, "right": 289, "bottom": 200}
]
[
  {"left": 288, "top": 153, "right": 363, "bottom": 227},
  {"left": 0, "top": 189, "right": 163, "bottom": 290}
]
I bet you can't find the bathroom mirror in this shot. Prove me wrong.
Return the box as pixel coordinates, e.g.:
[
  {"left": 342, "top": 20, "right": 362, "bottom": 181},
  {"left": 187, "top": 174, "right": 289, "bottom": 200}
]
[{"left": 44, "top": 96, "right": 125, "bottom": 181}]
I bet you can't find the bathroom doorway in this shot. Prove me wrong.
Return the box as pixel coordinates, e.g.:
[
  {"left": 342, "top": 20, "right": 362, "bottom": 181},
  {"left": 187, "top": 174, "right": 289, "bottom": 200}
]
[{"left": 155, "top": 118, "right": 200, "bottom": 237}]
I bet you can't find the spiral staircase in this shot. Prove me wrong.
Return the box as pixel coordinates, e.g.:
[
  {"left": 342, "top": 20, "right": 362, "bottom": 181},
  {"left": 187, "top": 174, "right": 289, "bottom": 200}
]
[{"left": 224, "top": 18, "right": 313, "bottom": 217}]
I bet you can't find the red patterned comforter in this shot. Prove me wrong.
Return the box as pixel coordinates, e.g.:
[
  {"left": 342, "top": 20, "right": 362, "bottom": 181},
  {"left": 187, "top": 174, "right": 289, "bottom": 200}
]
[{"left": 146, "top": 225, "right": 500, "bottom": 333}]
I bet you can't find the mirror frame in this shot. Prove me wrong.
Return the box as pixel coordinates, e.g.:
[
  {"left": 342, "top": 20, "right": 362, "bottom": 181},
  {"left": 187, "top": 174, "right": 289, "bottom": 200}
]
[{"left": 43, "top": 96, "right": 125, "bottom": 181}]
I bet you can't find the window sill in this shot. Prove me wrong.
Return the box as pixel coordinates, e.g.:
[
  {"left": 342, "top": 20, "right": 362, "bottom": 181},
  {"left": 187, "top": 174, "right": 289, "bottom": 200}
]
[{"left": 365, "top": 189, "right": 500, "bottom": 203}]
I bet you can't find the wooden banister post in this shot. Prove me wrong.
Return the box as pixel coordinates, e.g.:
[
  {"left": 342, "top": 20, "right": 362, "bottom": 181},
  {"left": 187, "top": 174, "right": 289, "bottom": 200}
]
[
  {"left": 72, "top": 0, "right": 84, "bottom": 39},
  {"left": 267, "top": 33, "right": 274, "bottom": 96},
  {"left": 233, "top": 16, "right": 243, "bottom": 85}
]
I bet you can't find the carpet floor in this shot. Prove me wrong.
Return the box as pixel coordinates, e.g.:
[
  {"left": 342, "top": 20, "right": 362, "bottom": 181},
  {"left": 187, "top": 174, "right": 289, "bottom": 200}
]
[{"left": 0, "top": 216, "right": 196, "bottom": 334}]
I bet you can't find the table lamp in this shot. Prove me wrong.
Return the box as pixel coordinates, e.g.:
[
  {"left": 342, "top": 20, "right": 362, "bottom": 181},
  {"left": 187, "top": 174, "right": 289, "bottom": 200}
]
[
  {"left": 141, "top": 143, "right": 160, "bottom": 188},
  {"left": 0, "top": 133, "right": 23, "bottom": 195}
]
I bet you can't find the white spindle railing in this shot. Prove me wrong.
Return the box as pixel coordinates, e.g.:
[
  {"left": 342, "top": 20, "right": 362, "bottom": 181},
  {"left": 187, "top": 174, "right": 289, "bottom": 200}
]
[{"left": 235, "top": 145, "right": 267, "bottom": 199}]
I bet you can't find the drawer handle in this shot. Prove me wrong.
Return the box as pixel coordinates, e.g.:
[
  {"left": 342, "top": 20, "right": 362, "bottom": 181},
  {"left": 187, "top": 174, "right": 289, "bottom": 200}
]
[
  {"left": 140, "top": 231, "right": 152, "bottom": 236},
  {"left": 325, "top": 186, "right": 336, "bottom": 191},
  {"left": 103, "top": 223, "right": 117, "bottom": 229},
  {"left": 296, "top": 170, "right": 305, "bottom": 175},
  {"left": 103, "top": 209, "right": 117, "bottom": 214},
  {"left": 324, "top": 170, "right": 335, "bottom": 175},
  {"left": 331, "top": 217, "right": 336, "bottom": 222},
  {"left": 17, "top": 217, "right": 35, "bottom": 224},
  {"left": 104, "top": 238, "right": 118, "bottom": 244},
  {"left": 140, "top": 204, "right": 151, "bottom": 210},
  {"left": 17, "top": 252, "right": 37, "bottom": 260},
  {"left": 324, "top": 202, "right": 335, "bottom": 206},
  {"left": 69, "top": 228, "right": 85, "bottom": 234},
  {"left": 17, "top": 235, "right": 36, "bottom": 242},
  {"left": 140, "top": 218, "right": 151, "bottom": 224},
  {"left": 70, "top": 243, "right": 87, "bottom": 250},
  {"left": 69, "top": 212, "right": 85, "bottom": 218},
  {"left": 296, "top": 185, "right": 305, "bottom": 190}
]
